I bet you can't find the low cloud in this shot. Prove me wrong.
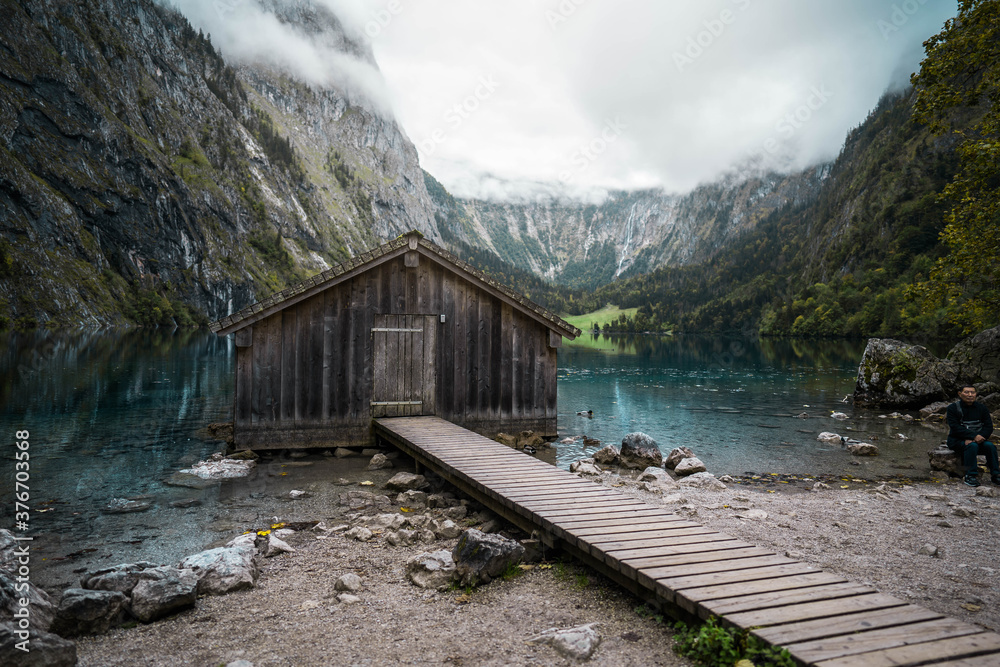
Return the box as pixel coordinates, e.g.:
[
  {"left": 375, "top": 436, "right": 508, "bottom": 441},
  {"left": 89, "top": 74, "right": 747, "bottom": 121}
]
[{"left": 165, "top": 0, "right": 393, "bottom": 114}]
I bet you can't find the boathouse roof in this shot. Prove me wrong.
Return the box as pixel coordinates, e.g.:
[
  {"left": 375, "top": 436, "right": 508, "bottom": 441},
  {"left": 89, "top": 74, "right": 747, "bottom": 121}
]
[{"left": 210, "top": 230, "right": 581, "bottom": 339}]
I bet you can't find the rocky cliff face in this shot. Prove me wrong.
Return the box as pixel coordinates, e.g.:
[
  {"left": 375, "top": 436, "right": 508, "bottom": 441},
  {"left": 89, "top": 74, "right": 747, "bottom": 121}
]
[
  {"left": 438, "top": 165, "right": 829, "bottom": 289},
  {"left": 0, "top": 0, "right": 436, "bottom": 328}
]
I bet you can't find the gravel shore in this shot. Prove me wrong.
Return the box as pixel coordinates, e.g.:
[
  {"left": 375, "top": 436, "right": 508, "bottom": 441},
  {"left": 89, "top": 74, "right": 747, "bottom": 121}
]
[{"left": 73, "top": 463, "right": 1000, "bottom": 666}]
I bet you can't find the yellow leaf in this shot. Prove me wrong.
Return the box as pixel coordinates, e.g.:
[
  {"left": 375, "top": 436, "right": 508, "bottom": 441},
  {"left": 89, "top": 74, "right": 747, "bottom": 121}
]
[
  {"left": 271, "top": 522, "right": 285, "bottom": 530},
  {"left": 539, "top": 564, "right": 553, "bottom": 570},
  {"left": 841, "top": 485, "right": 850, "bottom": 489},
  {"left": 518, "top": 564, "right": 534, "bottom": 570},
  {"left": 767, "top": 490, "right": 775, "bottom": 493},
  {"left": 961, "top": 603, "right": 982, "bottom": 612},
  {"left": 400, "top": 507, "right": 413, "bottom": 512},
  {"left": 257, "top": 530, "right": 271, "bottom": 536},
  {"left": 360, "top": 481, "right": 374, "bottom": 486}
]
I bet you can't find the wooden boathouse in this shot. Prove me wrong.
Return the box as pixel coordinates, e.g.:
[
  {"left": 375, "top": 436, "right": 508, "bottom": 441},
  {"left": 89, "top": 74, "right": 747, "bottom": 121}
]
[{"left": 210, "top": 231, "right": 580, "bottom": 450}]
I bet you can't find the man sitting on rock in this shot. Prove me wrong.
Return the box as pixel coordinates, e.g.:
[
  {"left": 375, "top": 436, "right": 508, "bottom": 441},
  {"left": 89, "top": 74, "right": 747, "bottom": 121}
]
[{"left": 947, "top": 384, "right": 999, "bottom": 487}]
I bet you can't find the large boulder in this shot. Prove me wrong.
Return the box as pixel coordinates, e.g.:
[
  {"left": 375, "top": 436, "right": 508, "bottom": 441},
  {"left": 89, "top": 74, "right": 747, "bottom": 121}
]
[
  {"left": 846, "top": 442, "right": 879, "bottom": 457},
  {"left": 178, "top": 545, "right": 259, "bottom": 596},
  {"left": 619, "top": 433, "right": 662, "bottom": 469},
  {"left": 0, "top": 620, "right": 76, "bottom": 667},
  {"left": 129, "top": 566, "right": 199, "bottom": 622},
  {"left": 853, "top": 339, "right": 958, "bottom": 408},
  {"left": 80, "top": 561, "right": 159, "bottom": 595},
  {"left": 452, "top": 529, "right": 525, "bottom": 587},
  {"left": 406, "top": 550, "right": 456, "bottom": 591},
  {"left": 947, "top": 325, "right": 1000, "bottom": 386},
  {"left": 50, "top": 588, "right": 128, "bottom": 637},
  {"left": 0, "top": 568, "right": 56, "bottom": 632}
]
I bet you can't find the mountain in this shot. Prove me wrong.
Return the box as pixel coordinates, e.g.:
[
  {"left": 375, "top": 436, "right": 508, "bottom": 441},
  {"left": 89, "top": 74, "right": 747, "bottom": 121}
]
[
  {"left": 428, "top": 167, "right": 829, "bottom": 290},
  {"left": 0, "top": 0, "right": 437, "bottom": 329}
]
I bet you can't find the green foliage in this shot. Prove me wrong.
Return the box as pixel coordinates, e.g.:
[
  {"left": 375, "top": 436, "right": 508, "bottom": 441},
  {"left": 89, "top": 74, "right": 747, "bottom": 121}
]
[
  {"left": 673, "top": 617, "right": 796, "bottom": 667},
  {"left": 908, "top": 0, "right": 1000, "bottom": 335},
  {"left": 121, "top": 283, "right": 206, "bottom": 328},
  {"left": 249, "top": 230, "right": 293, "bottom": 272}
]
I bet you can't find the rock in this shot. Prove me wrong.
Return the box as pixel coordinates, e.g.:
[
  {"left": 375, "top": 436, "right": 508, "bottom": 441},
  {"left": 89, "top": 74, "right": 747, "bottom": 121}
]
[
  {"left": 664, "top": 447, "right": 695, "bottom": 470},
  {"left": 338, "top": 490, "right": 390, "bottom": 511},
  {"left": 345, "top": 527, "right": 374, "bottom": 542},
  {"left": 177, "top": 544, "right": 260, "bottom": 595},
  {"left": 130, "top": 566, "right": 199, "bottom": 622},
  {"left": 946, "top": 325, "right": 1000, "bottom": 386},
  {"left": 334, "top": 574, "right": 363, "bottom": 592},
  {"left": 384, "top": 472, "right": 427, "bottom": 492},
  {"left": 637, "top": 467, "right": 670, "bottom": 483},
  {"left": 50, "top": 588, "right": 128, "bottom": 637},
  {"left": 102, "top": 498, "right": 152, "bottom": 514},
  {"left": 739, "top": 509, "right": 768, "bottom": 520},
  {"left": 0, "top": 567, "right": 56, "bottom": 631},
  {"left": 817, "top": 432, "right": 843, "bottom": 446},
  {"left": 592, "top": 445, "right": 620, "bottom": 465},
  {"left": 928, "top": 444, "right": 961, "bottom": 474},
  {"left": 368, "top": 513, "right": 406, "bottom": 531},
  {"left": 78, "top": 561, "right": 159, "bottom": 596},
  {"left": 479, "top": 520, "right": 501, "bottom": 534},
  {"left": 678, "top": 472, "right": 727, "bottom": 491},
  {"left": 406, "top": 550, "right": 456, "bottom": 591},
  {"left": 674, "top": 457, "right": 707, "bottom": 476},
  {"left": 0, "top": 530, "right": 20, "bottom": 570},
  {"left": 830, "top": 412, "right": 848, "bottom": 420},
  {"left": 405, "top": 514, "right": 431, "bottom": 529},
  {"left": 397, "top": 489, "right": 428, "bottom": 509},
  {"left": 846, "top": 442, "right": 879, "bottom": 457},
  {"left": 812, "top": 482, "right": 831, "bottom": 490},
  {"left": 334, "top": 447, "right": 354, "bottom": 458},
  {"left": 418, "top": 529, "right": 436, "bottom": 544},
  {"left": 367, "top": 453, "right": 393, "bottom": 470},
  {"left": 853, "top": 338, "right": 968, "bottom": 408},
  {"left": 975, "top": 486, "right": 998, "bottom": 498},
  {"left": 495, "top": 432, "right": 519, "bottom": 448},
  {"left": 226, "top": 660, "right": 254, "bottom": 667},
  {"left": 917, "top": 544, "right": 941, "bottom": 558},
  {"left": 518, "top": 430, "right": 546, "bottom": 449},
  {"left": 443, "top": 505, "right": 468, "bottom": 521},
  {"left": 337, "top": 594, "right": 362, "bottom": 605},
  {"left": 0, "top": 620, "right": 77, "bottom": 666},
  {"left": 920, "top": 402, "right": 951, "bottom": 420},
  {"left": 452, "top": 529, "right": 525, "bottom": 586},
  {"left": 288, "top": 490, "right": 306, "bottom": 499},
  {"left": 225, "top": 449, "right": 258, "bottom": 461},
  {"left": 619, "top": 432, "right": 663, "bottom": 469},
  {"left": 265, "top": 535, "right": 295, "bottom": 557},
  {"left": 178, "top": 458, "right": 256, "bottom": 479},
  {"left": 520, "top": 539, "right": 543, "bottom": 563},
  {"left": 527, "top": 622, "right": 601, "bottom": 661},
  {"left": 570, "top": 461, "right": 602, "bottom": 476},
  {"left": 432, "top": 519, "right": 462, "bottom": 540}
]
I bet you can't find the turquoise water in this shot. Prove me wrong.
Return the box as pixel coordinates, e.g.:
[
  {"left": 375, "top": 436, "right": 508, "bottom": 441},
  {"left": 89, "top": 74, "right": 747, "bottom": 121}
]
[
  {"left": 554, "top": 334, "right": 945, "bottom": 475},
  {"left": 1, "top": 330, "right": 946, "bottom": 588}
]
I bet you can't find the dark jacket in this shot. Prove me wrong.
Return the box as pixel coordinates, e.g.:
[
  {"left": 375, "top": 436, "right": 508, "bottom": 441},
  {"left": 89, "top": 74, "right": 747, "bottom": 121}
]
[{"left": 946, "top": 400, "right": 994, "bottom": 449}]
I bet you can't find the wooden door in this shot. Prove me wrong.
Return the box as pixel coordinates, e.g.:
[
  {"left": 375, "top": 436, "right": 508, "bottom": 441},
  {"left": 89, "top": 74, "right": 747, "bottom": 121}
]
[{"left": 371, "top": 314, "right": 437, "bottom": 417}]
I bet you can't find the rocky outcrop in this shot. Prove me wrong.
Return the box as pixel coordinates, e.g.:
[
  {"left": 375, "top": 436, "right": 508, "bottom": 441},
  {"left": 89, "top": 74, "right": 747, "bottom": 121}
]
[
  {"left": 854, "top": 326, "right": 1000, "bottom": 408},
  {"left": 177, "top": 545, "right": 260, "bottom": 596},
  {"left": 1, "top": 0, "right": 438, "bottom": 328},
  {"left": 0, "top": 621, "right": 76, "bottom": 667},
  {"left": 853, "top": 339, "right": 957, "bottom": 408}
]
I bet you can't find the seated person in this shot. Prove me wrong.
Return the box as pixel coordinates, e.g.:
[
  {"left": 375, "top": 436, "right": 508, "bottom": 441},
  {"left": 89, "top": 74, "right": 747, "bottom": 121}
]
[{"left": 946, "top": 384, "right": 1000, "bottom": 487}]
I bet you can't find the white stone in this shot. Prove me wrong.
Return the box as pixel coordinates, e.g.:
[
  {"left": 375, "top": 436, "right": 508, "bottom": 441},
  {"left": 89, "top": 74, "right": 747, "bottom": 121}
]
[
  {"left": 678, "top": 472, "right": 726, "bottom": 491},
  {"left": 289, "top": 490, "right": 306, "bottom": 499},
  {"left": 674, "top": 457, "right": 707, "bottom": 476},
  {"left": 178, "top": 458, "right": 256, "bottom": 479},
  {"left": 334, "top": 573, "right": 363, "bottom": 592},
  {"left": 817, "top": 432, "right": 843, "bottom": 445},
  {"left": 345, "top": 527, "right": 374, "bottom": 542},
  {"left": 265, "top": 535, "right": 295, "bottom": 557},
  {"left": 527, "top": 623, "right": 601, "bottom": 661}
]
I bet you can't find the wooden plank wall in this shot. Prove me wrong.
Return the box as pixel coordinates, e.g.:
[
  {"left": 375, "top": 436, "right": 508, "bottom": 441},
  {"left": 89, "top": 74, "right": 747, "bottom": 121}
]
[{"left": 233, "top": 254, "right": 560, "bottom": 448}]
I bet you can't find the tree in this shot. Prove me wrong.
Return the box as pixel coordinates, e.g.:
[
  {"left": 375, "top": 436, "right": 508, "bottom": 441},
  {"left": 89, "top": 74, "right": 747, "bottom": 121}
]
[{"left": 908, "top": 0, "right": 1000, "bottom": 335}]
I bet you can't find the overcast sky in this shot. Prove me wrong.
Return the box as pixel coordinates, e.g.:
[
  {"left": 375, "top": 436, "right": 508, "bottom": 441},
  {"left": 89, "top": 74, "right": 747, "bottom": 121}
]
[{"left": 175, "top": 0, "right": 958, "bottom": 200}]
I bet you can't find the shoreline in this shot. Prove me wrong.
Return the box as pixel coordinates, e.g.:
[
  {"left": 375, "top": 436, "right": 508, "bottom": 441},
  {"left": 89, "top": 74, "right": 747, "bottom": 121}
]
[{"left": 63, "top": 459, "right": 1000, "bottom": 666}]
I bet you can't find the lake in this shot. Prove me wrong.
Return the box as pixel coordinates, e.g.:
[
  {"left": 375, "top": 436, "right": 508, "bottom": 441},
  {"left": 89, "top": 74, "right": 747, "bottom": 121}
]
[{"left": 1, "top": 329, "right": 947, "bottom": 589}]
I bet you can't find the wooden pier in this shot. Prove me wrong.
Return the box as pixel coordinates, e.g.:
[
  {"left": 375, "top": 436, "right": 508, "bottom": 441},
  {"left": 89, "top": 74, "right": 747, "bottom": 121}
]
[{"left": 374, "top": 416, "right": 1000, "bottom": 666}]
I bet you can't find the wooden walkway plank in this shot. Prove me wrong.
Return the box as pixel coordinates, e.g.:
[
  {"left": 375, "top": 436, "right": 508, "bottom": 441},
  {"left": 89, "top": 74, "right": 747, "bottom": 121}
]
[
  {"left": 372, "top": 416, "right": 1000, "bottom": 666},
  {"left": 812, "top": 631, "right": 1000, "bottom": 667},
  {"left": 781, "top": 617, "right": 985, "bottom": 664},
  {"left": 757, "top": 605, "right": 945, "bottom": 646}
]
